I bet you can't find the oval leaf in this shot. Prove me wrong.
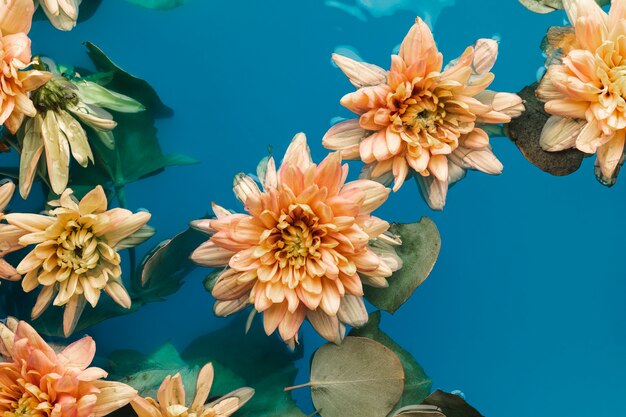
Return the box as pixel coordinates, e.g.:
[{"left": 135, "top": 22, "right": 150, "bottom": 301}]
[
  {"left": 310, "top": 336, "right": 404, "bottom": 417},
  {"left": 365, "top": 219, "right": 440, "bottom": 313}
]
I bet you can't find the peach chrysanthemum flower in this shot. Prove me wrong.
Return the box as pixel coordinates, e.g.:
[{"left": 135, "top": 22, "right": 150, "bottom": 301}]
[
  {"left": 323, "top": 17, "right": 524, "bottom": 209},
  {"left": 538, "top": 0, "right": 626, "bottom": 183},
  {"left": 191, "top": 133, "right": 402, "bottom": 345},
  {"left": 131, "top": 363, "right": 254, "bottom": 417},
  {"left": 0, "top": 0, "right": 51, "bottom": 134},
  {"left": 0, "top": 181, "right": 25, "bottom": 281},
  {"left": 3, "top": 186, "right": 153, "bottom": 336},
  {"left": 0, "top": 318, "right": 137, "bottom": 417}
]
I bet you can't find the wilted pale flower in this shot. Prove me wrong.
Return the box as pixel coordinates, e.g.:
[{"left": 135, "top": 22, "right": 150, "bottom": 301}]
[
  {"left": 3, "top": 186, "right": 154, "bottom": 336},
  {"left": 35, "top": 0, "right": 80, "bottom": 31},
  {"left": 0, "top": 318, "right": 137, "bottom": 417},
  {"left": 0, "top": 181, "right": 25, "bottom": 281},
  {"left": 0, "top": 0, "right": 51, "bottom": 135},
  {"left": 131, "top": 363, "right": 254, "bottom": 417},
  {"left": 323, "top": 17, "right": 524, "bottom": 209},
  {"left": 191, "top": 133, "right": 402, "bottom": 345},
  {"left": 19, "top": 59, "right": 144, "bottom": 198},
  {"left": 537, "top": 0, "right": 626, "bottom": 184}
]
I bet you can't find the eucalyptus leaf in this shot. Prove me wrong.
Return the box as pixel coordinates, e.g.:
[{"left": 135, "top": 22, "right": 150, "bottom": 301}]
[
  {"left": 125, "top": 0, "right": 189, "bottom": 9},
  {"left": 350, "top": 312, "right": 432, "bottom": 411},
  {"left": 309, "top": 336, "right": 404, "bottom": 417},
  {"left": 422, "top": 391, "right": 483, "bottom": 417},
  {"left": 365, "top": 219, "right": 440, "bottom": 313},
  {"left": 505, "top": 83, "right": 586, "bottom": 176},
  {"left": 518, "top": 0, "right": 609, "bottom": 13},
  {"left": 393, "top": 405, "right": 445, "bottom": 417}
]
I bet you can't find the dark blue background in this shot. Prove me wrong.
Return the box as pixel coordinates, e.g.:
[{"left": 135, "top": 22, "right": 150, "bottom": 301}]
[{"left": 23, "top": 0, "right": 626, "bottom": 415}]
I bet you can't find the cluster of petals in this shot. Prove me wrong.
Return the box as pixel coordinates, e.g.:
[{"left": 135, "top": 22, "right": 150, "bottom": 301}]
[
  {"left": 0, "top": 317, "right": 136, "bottom": 417},
  {"left": 131, "top": 362, "right": 254, "bottom": 417},
  {"left": 538, "top": 0, "right": 626, "bottom": 183},
  {"left": 2, "top": 186, "right": 153, "bottom": 336},
  {"left": 323, "top": 17, "right": 524, "bottom": 209},
  {"left": 0, "top": 0, "right": 51, "bottom": 134},
  {"left": 0, "top": 182, "right": 25, "bottom": 281},
  {"left": 191, "top": 133, "right": 402, "bottom": 345},
  {"left": 36, "top": 0, "right": 80, "bottom": 31}
]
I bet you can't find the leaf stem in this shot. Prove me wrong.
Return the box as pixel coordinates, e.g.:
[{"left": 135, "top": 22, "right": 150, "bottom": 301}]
[{"left": 284, "top": 382, "right": 313, "bottom": 391}]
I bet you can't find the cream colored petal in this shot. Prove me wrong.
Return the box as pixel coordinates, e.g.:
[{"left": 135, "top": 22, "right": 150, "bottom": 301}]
[
  {"left": 191, "top": 241, "right": 234, "bottom": 267},
  {"left": 307, "top": 310, "right": 342, "bottom": 344},
  {"left": 322, "top": 119, "right": 366, "bottom": 159},
  {"left": 415, "top": 174, "right": 448, "bottom": 211},
  {"left": 540, "top": 116, "right": 586, "bottom": 151},
  {"left": 206, "top": 388, "right": 254, "bottom": 416},
  {"left": 232, "top": 173, "right": 261, "bottom": 205},
  {"left": 5, "top": 213, "right": 55, "bottom": 233},
  {"left": 18, "top": 116, "right": 44, "bottom": 199},
  {"left": 471, "top": 38, "right": 498, "bottom": 75},
  {"left": 0, "top": 0, "right": 35, "bottom": 35},
  {"left": 68, "top": 104, "right": 116, "bottom": 130},
  {"left": 130, "top": 396, "right": 162, "bottom": 417},
  {"left": 213, "top": 297, "right": 250, "bottom": 317},
  {"left": 0, "top": 182, "right": 15, "bottom": 213},
  {"left": 92, "top": 381, "right": 137, "bottom": 417},
  {"left": 42, "top": 110, "right": 70, "bottom": 194},
  {"left": 115, "top": 225, "right": 156, "bottom": 250},
  {"left": 596, "top": 130, "right": 626, "bottom": 179},
  {"left": 336, "top": 294, "right": 368, "bottom": 328},
  {"left": 575, "top": 121, "right": 605, "bottom": 153},
  {"left": 331, "top": 53, "right": 387, "bottom": 88},
  {"left": 280, "top": 133, "right": 312, "bottom": 172},
  {"left": 103, "top": 211, "right": 152, "bottom": 247},
  {"left": 63, "top": 295, "right": 86, "bottom": 337},
  {"left": 190, "top": 363, "right": 214, "bottom": 411},
  {"left": 18, "top": 70, "right": 52, "bottom": 92},
  {"left": 0, "top": 259, "right": 20, "bottom": 281},
  {"left": 79, "top": 185, "right": 108, "bottom": 215},
  {"left": 31, "top": 285, "right": 57, "bottom": 319},
  {"left": 104, "top": 281, "right": 131, "bottom": 309},
  {"left": 57, "top": 110, "right": 94, "bottom": 167},
  {"left": 448, "top": 146, "right": 503, "bottom": 175}
]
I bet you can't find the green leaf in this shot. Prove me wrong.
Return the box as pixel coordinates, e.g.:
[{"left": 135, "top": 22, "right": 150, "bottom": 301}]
[
  {"left": 422, "top": 391, "right": 483, "bottom": 417},
  {"left": 505, "top": 83, "right": 586, "bottom": 177},
  {"left": 364, "top": 219, "right": 440, "bottom": 313},
  {"left": 392, "top": 405, "right": 446, "bottom": 417},
  {"left": 108, "top": 316, "right": 306, "bottom": 417},
  {"left": 33, "top": 228, "right": 204, "bottom": 337},
  {"left": 309, "top": 336, "right": 405, "bottom": 417},
  {"left": 125, "top": 0, "right": 189, "bottom": 9},
  {"left": 350, "top": 312, "right": 432, "bottom": 412},
  {"left": 518, "top": 0, "right": 609, "bottom": 13},
  {"left": 74, "top": 81, "right": 145, "bottom": 113}
]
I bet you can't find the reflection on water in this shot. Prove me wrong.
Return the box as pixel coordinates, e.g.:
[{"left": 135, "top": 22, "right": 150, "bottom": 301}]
[{"left": 325, "top": 0, "right": 455, "bottom": 26}]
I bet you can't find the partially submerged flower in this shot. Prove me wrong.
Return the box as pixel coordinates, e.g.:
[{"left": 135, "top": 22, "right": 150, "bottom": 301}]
[
  {"left": 131, "top": 363, "right": 254, "bottom": 417},
  {"left": 0, "top": 181, "right": 25, "bottom": 281},
  {"left": 538, "top": 0, "right": 626, "bottom": 184},
  {"left": 35, "top": 0, "right": 81, "bottom": 31},
  {"left": 19, "top": 59, "right": 144, "bottom": 198},
  {"left": 0, "top": 0, "right": 51, "bottom": 135},
  {"left": 191, "top": 133, "right": 402, "bottom": 345},
  {"left": 0, "top": 318, "right": 137, "bottom": 417},
  {"left": 3, "top": 186, "right": 154, "bottom": 336},
  {"left": 323, "top": 17, "right": 524, "bottom": 209}
]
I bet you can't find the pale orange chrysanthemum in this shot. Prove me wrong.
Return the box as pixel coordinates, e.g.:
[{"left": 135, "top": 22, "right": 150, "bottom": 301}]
[
  {"left": 323, "top": 17, "right": 524, "bottom": 209},
  {"left": 191, "top": 133, "right": 402, "bottom": 345},
  {"left": 3, "top": 186, "right": 153, "bottom": 336},
  {"left": 538, "top": 0, "right": 626, "bottom": 183},
  {"left": 0, "top": 318, "right": 136, "bottom": 417},
  {"left": 0, "top": 0, "right": 51, "bottom": 134},
  {"left": 131, "top": 363, "right": 254, "bottom": 417},
  {"left": 0, "top": 181, "right": 25, "bottom": 281}
]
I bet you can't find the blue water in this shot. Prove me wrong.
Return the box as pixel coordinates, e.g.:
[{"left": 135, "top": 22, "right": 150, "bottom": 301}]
[{"left": 26, "top": 1, "right": 626, "bottom": 416}]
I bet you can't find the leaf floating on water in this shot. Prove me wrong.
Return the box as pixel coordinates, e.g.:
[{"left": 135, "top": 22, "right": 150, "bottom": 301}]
[
  {"left": 364, "top": 219, "right": 440, "bottom": 313},
  {"left": 393, "top": 405, "right": 446, "bottom": 417},
  {"left": 422, "top": 390, "right": 483, "bottom": 417},
  {"left": 350, "top": 312, "right": 432, "bottom": 411},
  {"left": 518, "top": 0, "right": 609, "bottom": 13},
  {"left": 309, "top": 336, "right": 404, "bottom": 417},
  {"left": 505, "top": 83, "right": 586, "bottom": 176}
]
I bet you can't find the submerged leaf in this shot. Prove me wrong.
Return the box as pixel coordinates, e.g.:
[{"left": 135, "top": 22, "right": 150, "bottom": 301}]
[
  {"left": 309, "top": 336, "right": 404, "bottom": 417},
  {"left": 518, "top": 0, "right": 609, "bottom": 13},
  {"left": 422, "top": 391, "right": 483, "bottom": 417},
  {"left": 350, "top": 312, "right": 432, "bottom": 411},
  {"left": 393, "top": 405, "right": 446, "bottom": 417},
  {"left": 125, "top": 0, "right": 189, "bottom": 9},
  {"left": 365, "top": 219, "right": 440, "bottom": 313},
  {"left": 505, "top": 83, "right": 585, "bottom": 176}
]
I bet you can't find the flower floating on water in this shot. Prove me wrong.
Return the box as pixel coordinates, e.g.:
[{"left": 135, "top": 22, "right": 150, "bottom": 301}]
[
  {"left": 0, "top": 182, "right": 25, "bottom": 281},
  {"left": 131, "top": 362, "right": 254, "bottom": 417},
  {"left": 323, "top": 17, "right": 524, "bottom": 209},
  {"left": 19, "top": 59, "right": 144, "bottom": 198},
  {"left": 538, "top": 0, "right": 626, "bottom": 184},
  {"left": 0, "top": 318, "right": 137, "bottom": 417},
  {"left": 35, "top": 0, "right": 80, "bottom": 31},
  {"left": 191, "top": 133, "right": 402, "bottom": 345},
  {"left": 3, "top": 186, "right": 154, "bottom": 336},
  {"left": 0, "top": 0, "right": 51, "bottom": 135}
]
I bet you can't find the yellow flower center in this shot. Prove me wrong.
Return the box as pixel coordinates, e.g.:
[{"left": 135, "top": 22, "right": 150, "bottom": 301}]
[
  {"left": 273, "top": 204, "right": 323, "bottom": 270},
  {"left": 57, "top": 225, "right": 100, "bottom": 274},
  {"left": 0, "top": 378, "right": 51, "bottom": 417}
]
